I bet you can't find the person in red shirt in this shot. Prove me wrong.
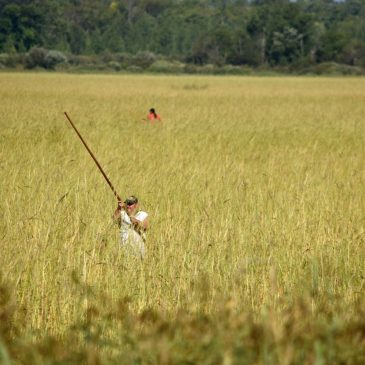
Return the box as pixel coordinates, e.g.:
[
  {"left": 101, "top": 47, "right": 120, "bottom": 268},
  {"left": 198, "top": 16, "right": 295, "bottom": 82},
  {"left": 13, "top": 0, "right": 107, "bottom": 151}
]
[{"left": 147, "top": 108, "right": 161, "bottom": 121}]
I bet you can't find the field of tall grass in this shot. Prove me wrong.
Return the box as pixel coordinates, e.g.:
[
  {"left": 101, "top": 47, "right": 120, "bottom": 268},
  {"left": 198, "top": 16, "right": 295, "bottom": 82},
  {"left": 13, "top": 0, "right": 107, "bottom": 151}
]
[{"left": 0, "top": 72, "right": 364, "bottom": 364}]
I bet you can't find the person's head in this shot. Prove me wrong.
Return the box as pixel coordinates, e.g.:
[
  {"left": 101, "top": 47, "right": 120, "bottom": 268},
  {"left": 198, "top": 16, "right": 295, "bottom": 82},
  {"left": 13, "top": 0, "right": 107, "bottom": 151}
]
[
  {"left": 149, "top": 108, "right": 158, "bottom": 118},
  {"left": 124, "top": 195, "right": 138, "bottom": 214}
]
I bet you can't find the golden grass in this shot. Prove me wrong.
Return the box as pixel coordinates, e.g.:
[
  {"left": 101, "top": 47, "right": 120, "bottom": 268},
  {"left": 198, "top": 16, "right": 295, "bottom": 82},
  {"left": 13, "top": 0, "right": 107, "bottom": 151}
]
[{"left": 0, "top": 72, "right": 364, "bottom": 345}]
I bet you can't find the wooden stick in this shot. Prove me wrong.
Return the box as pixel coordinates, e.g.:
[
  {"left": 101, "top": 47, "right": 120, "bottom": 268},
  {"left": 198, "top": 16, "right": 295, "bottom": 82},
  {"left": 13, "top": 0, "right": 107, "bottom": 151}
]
[{"left": 64, "top": 112, "right": 122, "bottom": 202}]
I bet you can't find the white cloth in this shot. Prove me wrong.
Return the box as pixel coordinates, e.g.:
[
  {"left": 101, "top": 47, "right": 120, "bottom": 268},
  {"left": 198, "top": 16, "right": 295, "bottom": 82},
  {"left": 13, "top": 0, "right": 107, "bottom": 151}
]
[{"left": 120, "top": 210, "right": 148, "bottom": 258}]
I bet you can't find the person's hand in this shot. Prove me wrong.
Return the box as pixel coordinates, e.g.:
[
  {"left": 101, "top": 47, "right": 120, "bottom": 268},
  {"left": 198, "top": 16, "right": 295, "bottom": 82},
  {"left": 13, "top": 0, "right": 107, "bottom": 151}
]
[
  {"left": 117, "top": 201, "right": 123, "bottom": 211},
  {"left": 130, "top": 217, "right": 139, "bottom": 225}
]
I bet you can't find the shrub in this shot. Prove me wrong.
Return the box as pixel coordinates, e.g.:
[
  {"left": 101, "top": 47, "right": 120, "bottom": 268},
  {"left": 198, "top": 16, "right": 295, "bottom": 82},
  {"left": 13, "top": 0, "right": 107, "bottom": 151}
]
[
  {"left": 217, "top": 65, "right": 253, "bottom": 75},
  {"left": 68, "top": 54, "right": 99, "bottom": 67},
  {"left": 108, "top": 61, "right": 121, "bottom": 71},
  {"left": 302, "top": 62, "right": 365, "bottom": 76},
  {"left": 25, "top": 48, "right": 67, "bottom": 70},
  {"left": 25, "top": 47, "right": 47, "bottom": 69},
  {"left": 115, "top": 52, "right": 133, "bottom": 68},
  {"left": 44, "top": 50, "right": 67, "bottom": 70},
  {"left": 148, "top": 60, "right": 184, "bottom": 73},
  {"left": 100, "top": 50, "right": 114, "bottom": 63},
  {"left": 8, "top": 53, "right": 25, "bottom": 68},
  {"left": 126, "top": 65, "right": 143, "bottom": 73},
  {"left": 198, "top": 64, "right": 215, "bottom": 74},
  {"left": 184, "top": 64, "right": 198, "bottom": 74},
  {"left": 133, "top": 51, "right": 156, "bottom": 69},
  {"left": 0, "top": 54, "right": 9, "bottom": 67}
]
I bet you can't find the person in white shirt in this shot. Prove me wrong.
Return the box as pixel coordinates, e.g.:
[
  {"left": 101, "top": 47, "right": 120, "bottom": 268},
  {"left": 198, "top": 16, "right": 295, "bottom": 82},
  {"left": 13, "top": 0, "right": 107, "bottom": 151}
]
[{"left": 113, "top": 196, "right": 149, "bottom": 258}]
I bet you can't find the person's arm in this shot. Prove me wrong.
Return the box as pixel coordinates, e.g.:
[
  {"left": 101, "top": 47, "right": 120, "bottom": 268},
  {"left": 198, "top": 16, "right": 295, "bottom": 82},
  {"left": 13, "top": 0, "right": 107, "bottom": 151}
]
[
  {"left": 113, "top": 201, "right": 124, "bottom": 227},
  {"left": 131, "top": 216, "right": 149, "bottom": 231}
]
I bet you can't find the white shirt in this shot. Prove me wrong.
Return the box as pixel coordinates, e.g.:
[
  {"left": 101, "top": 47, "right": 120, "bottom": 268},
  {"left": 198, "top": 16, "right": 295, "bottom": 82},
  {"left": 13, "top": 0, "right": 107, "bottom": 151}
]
[{"left": 120, "top": 210, "right": 148, "bottom": 258}]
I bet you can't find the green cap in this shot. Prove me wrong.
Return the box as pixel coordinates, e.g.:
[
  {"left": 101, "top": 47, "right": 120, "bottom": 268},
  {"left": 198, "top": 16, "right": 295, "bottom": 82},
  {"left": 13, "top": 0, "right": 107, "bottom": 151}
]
[{"left": 124, "top": 196, "right": 138, "bottom": 206}]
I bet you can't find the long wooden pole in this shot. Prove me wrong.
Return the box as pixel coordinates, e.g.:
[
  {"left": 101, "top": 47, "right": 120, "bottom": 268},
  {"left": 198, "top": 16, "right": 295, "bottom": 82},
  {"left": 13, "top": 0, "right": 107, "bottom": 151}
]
[{"left": 64, "top": 112, "right": 122, "bottom": 202}]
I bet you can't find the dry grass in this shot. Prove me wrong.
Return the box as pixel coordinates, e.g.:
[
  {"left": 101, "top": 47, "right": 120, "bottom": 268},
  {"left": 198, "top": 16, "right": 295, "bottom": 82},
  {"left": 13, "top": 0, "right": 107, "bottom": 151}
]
[{"left": 0, "top": 73, "right": 364, "bottom": 363}]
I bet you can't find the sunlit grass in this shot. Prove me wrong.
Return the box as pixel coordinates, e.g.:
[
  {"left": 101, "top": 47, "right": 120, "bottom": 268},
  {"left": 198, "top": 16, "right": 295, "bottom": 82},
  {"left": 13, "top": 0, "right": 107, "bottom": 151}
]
[{"left": 0, "top": 72, "right": 364, "bottom": 363}]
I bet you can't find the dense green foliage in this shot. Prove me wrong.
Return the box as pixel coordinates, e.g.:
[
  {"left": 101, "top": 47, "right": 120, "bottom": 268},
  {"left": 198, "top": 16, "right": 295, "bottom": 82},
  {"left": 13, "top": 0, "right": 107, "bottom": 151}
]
[{"left": 0, "top": 0, "right": 365, "bottom": 71}]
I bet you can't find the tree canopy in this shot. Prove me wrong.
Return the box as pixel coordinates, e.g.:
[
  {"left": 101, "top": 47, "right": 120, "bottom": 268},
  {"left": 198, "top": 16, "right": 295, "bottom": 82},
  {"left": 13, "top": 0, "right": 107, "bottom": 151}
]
[{"left": 1, "top": 0, "right": 364, "bottom": 69}]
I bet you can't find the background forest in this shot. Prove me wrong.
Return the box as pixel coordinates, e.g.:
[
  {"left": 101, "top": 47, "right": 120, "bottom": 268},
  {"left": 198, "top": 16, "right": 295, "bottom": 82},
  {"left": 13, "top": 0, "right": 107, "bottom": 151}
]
[{"left": 1, "top": 0, "right": 365, "bottom": 73}]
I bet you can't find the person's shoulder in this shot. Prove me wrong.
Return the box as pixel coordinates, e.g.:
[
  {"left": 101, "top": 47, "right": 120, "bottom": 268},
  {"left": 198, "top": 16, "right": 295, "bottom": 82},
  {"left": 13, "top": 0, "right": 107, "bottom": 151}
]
[
  {"left": 135, "top": 211, "right": 148, "bottom": 221},
  {"left": 121, "top": 210, "right": 129, "bottom": 220}
]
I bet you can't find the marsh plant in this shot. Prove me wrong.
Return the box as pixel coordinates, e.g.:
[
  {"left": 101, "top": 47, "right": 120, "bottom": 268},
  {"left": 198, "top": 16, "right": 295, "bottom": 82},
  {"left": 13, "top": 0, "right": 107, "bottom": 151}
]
[{"left": 0, "top": 73, "right": 364, "bottom": 364}]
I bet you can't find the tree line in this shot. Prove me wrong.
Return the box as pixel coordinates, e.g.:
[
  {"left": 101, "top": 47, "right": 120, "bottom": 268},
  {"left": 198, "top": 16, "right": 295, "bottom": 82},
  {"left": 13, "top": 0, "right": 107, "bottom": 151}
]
[{"left": 1, "top": 0, "right": 365, "bottom": 72}]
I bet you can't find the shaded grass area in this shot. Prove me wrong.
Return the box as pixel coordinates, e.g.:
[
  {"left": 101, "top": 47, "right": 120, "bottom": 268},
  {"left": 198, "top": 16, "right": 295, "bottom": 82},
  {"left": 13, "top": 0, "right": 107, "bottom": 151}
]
[{"left": 1, "top": 275, "right": 364, "bottom": 365}]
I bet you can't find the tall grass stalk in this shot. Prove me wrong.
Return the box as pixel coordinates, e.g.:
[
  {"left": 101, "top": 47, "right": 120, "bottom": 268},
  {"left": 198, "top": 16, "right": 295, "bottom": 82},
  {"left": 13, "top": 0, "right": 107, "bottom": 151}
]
[{"left": 0, "top": 73, "right": 364, "bottom": 363}]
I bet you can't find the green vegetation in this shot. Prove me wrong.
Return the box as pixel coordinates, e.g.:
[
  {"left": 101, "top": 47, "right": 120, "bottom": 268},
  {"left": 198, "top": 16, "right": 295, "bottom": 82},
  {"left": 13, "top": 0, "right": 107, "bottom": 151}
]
[
  {"left": 1, "top": 1, "right": 365, "bottom": 74},
  {"left": 0, "top": 73, "right": 364, "bottom": 363}
]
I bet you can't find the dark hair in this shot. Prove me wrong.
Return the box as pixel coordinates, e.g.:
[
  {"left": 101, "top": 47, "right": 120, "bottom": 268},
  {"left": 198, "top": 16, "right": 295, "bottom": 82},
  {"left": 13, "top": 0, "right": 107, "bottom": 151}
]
[{"left": 149, "top": 108, "right": 157, "bottom": 118}]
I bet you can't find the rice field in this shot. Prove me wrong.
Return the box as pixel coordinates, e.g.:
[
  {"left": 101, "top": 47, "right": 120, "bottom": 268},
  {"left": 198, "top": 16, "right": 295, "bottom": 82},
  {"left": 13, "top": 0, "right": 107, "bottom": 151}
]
[{"left": 0, "top": 72, "right": 364, "bottom": 364}]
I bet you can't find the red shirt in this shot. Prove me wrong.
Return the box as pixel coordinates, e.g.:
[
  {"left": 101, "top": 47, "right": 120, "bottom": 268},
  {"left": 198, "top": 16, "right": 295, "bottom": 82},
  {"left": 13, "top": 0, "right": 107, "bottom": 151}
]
[{"left": 147, "top": 113, "right": 161, "bottom": 121}]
